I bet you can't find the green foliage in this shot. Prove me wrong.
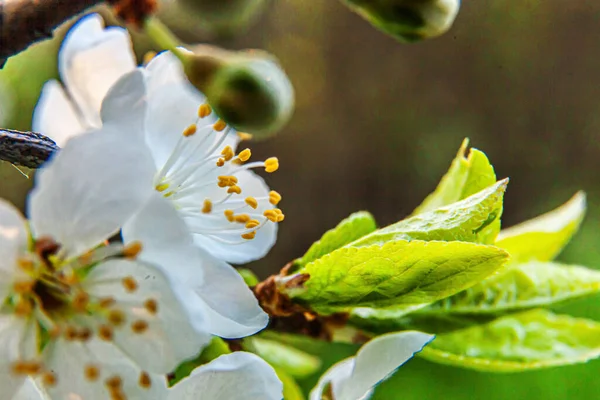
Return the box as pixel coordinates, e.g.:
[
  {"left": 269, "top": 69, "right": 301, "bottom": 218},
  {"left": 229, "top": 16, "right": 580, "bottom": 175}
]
[
  {"left": 296, "top": 211, "right": 377, "bottom": 268},
  {"left": 247, "top": 338, "right": 322, "bottom": 378},
  {"left": 419, "top": 309, "right": 600, "bottom": 372},
  {"left": 274, "top": 367, "right": 307, "bottom": 400},
  {"left": 423, "top": 261, "right": 600, "bottom": 315},
  {"left": 290, "top": 240, "right": 509, "bottom": 312},
  {"left": 496, "top": 192, "right": 586, "bottom": 263},
  {"left": 238, "top": 267, "right": 260, "bottom": 286},
  {"left": 412, "top": 139, "right": 497, "bottom": 215},
  {"left": 349, "top": 179, "right": 507, "bottom": 247},
  {"left": 170, "top": 337, "right": 231, "bottom": 385}
]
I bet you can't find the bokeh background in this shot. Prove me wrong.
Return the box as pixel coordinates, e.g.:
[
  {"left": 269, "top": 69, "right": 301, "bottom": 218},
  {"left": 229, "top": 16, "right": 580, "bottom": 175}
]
[{"left": 1, "top": 0, "right": 599, "bottom": 398}]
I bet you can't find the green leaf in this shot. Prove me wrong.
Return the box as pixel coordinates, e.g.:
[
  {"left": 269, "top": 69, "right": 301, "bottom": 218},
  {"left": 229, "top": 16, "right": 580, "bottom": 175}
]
[
  {"left": 411, "top": 139, "right": 497, "bottom": 216},
  {"left": 247, "top": 338, "right": 322, "bottom": 378},
  {"left": 496, "top": 192, "right": 586, "bottom": 263},
  {"left": 170, "top": 337, "right": 231, "bottom": 384},
  {"left": 274, "top": 367, "right": 306, "bottom": 400},
  {"left": 419, "top": 309, "right": 600, "bottom": 372},
  {"left": 297, "top": 211, "right": 377, "bottom": 268},
  {"left": 421, "top": 261, "right": 600, "bottom": 315},
  {"left": 237, "top": 268, "right": 259, "bottom": 286},
  {"left": 349, "top": 179, "right": 508, "bottom": 247},
  {"left": 290, "top": 240, "right": 509, "bottom": 312}
]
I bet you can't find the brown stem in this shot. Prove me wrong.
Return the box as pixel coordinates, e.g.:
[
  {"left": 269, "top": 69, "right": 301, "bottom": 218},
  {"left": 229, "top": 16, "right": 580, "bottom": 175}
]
[
  {"left": 0, "top": 0, "right": 157, "bottom": 67},
  {"left": 0, "top": 129, "right": 58, "bottom": 168}
]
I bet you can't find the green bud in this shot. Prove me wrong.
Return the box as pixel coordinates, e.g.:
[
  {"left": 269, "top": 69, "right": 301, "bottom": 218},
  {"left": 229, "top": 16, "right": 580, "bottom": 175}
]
[
  {"left": 342, "top": 0, "right": 460, "bottom": 42},
  {"left": 181, "top": 47, "right": 295, "bottom": 138}
]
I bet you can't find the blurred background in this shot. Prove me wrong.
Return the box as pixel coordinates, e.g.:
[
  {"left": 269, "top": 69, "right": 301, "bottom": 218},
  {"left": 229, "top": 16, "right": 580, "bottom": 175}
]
[{"left": 1, "top": 0, "right": 600, "bottom": 398}]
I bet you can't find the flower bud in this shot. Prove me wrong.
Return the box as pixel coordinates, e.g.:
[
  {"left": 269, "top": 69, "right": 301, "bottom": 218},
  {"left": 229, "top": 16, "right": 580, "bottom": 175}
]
[
  {"left": 342, "top": 0, "right": 460, "bottom": 42},
  {"left": 181, "top": 47, "right": 294, "bottom": 138}
]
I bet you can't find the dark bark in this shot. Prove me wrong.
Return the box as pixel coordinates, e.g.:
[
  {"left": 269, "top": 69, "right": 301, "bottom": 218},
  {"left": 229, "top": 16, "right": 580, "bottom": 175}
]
[{"left": 0, "top": 129, "right": 57, "bottom": 168}]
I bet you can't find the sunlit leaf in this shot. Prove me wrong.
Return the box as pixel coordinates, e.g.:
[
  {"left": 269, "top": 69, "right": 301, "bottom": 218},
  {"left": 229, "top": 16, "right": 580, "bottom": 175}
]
[
  {"left": 496, "top": 192, "right": 586, "bottom": 263},
  {"left": 274, "top": 367, "right": 306, "bottom": 400},
  {"left": 349, "top": 179, "right": 507, "bottom": 247},
  {"left": 297, "top": 211, "right": 377, "bottom": 268},
  {"left": 422, "top": 261, "right": 600, "bottom": 315},
  {"left": 419, "top": 309, "right": 600, "bottom": 372},
  {"left": 289, "top": 240, "right": 509, "bottom": 313},
  {"left": 248, "top": 338, "right": 322, "bottom": 378},
  {"left": 411, "top": 139, "right": 497, "bottom": 215}
]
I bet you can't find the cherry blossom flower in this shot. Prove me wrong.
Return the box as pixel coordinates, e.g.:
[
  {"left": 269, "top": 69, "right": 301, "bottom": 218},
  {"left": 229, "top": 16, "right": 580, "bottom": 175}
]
[
  {"left": 34, "top": 14, "right": 283, "bottom": 265},
  {"left": 310, "top": 331, "right": 434, "bottom": 400},
  {"left": 0, "top": 71, "right": 206, "bottom": 399}
]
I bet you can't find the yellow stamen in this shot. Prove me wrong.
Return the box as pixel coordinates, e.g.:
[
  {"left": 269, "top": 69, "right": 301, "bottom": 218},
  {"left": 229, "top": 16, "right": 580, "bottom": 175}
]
[
  {"left": 265, "top": 157, "right": 279, "bottom": 173},
  {"left": 269, "top": 190, "right": 282, "bottom": 205},
  {"left": 122, "top": 276, "right": 139, "bottom": 292},
  {"left": 263, "top": 209, "right": 279, "bottom": 222},
  {"left": 245, "top": 220, "right": 261, "bottom": 229},
  {"left": 237, "top": 132, "right": 253, "bottom": 141},
  {"left": 216, "top": 158, "right": 225, "bottom": 167},
  {"left": 227, "top": 185, "right": 242, "bottom": 195},
  {"left": 15, "top": 299, "right": 32, "bottom": 316},
  {"left": 99, "top": 297, "right": 116, "bottom": 308},
  {"left": 11, "top": 361, "right": 42, "bottom": 376},
  {"left": 242, "top": 231, "right": 256, "bottom": 240},
  {"left": 183, "top": 124, "right": 197, "bottom": 137},
  {"left": 108, "top": 309, "right": 126, "bottom": 326},
  {"left": 98, "top": 325, "right": 114, "bottom": 341},
  {"left": 144, "top": 299, "right": 158, "bottom": 315},
  {"left": 105, "top": 375, "right": 123, "bottom": 390},
  {"left": 238, "top": 149, "right": 251, "bottom": 162},
  {"left": 245, "top": 197, "right": 258, "bottom": 209},
  {"left": 139, "top": 371, "right": 152, "bottom": 389},
  {"left": 221, "top": 146, "right": 234, "bottom": 161},
  {"left": 143, "top": 51, "right": 157, "bottom": 65},
  {"left": 224, "top": 210, "right": 235, "bottom": 222},
  {"left": 42, "top": 371, "right": 57, "bottom": 387},
  {"left": 85, "top": 365, "right": 100, "bottom": 381},
  {"left": 198, "top": 103, "right": 212, "bottom": 118},
  {"left": 202, "top": 199, "right": 212, "bottom": 214},
  {"left": 234, "top": 214, "right": 251, "bottom": 223},
  {"left": 123, "top": 242, "right": 143, "bottom": 259},
  {"left": 17, "top": 257, "right": 34, "bottom": 272},
  {"left": 155, "top": 183, "right": 169, "bottom": 192},
  {"left": 132, "top": 320, "right": 149, "bottom": 334},
  {"left": 65, "top": 326, "right": 79, "bottom": 341},
  {"left": 78, "top": 327, "right": 92, "bottom": 342},
  {"left": 13, "top": 281, "right": 33, "bottom": 294},
  {"left": 72, "top": 291, "right": 90, "bottom": 312},
  {"left": 213, "top": 119, "right": 227, "bottom": 132}
]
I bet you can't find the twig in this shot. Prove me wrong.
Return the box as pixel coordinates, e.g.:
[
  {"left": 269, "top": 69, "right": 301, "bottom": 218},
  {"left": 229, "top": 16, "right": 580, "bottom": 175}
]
[{"left": 0, "top": 129, "right": 58, "bottom": 168}]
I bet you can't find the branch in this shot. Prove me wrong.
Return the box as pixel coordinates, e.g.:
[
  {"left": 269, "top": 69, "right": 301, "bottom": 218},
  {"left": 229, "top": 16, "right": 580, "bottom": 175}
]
[
  {"left": 0, "top": 0, "right": 156, "bottom": 67},
  {"left": 0, "top": 129, "right": 58, "bottom": 168}
]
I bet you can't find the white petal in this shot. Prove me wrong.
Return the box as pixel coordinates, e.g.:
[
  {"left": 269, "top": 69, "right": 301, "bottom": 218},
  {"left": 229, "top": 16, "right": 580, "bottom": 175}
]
[
  {"left": 188, "top": 170, "right": 278, "bottom": 264},
  {"left": 310, "top": 358, "right": 356, "bottom": 400},
  {"left": 145, "top": 51, "right": 188, "bottom": 94},
  {"left": 335, "top": 332, "right": 433, "bottom": 400},
  {"left": 0, "top": 199, "right": 28, "bottom": 300},
  {"left": 123, "top": 194, "right": 269, "bottom": 338},
  {"left": 59, "top": 14, "right": 136, "bottom": 127},
  {"left": 42, "top": 336, "right": 167, "bottom": 400},
  {"left": 99, "top": 69, "right": 147, "bottom": 132},
  {"left": 167, "top": 352, "right": 282, "bottom": 400},
  {"left": 32, "top": 80, "right": 87, "bottom": 147},
  {"left": 12, "top": 379, "right": 49, "bottom": 400},
  {"left": 84, "top": 259, "right": 208, "bottom": 373},
  {"left": 28, "top": 120, "right": 156, "bottom": 258},
  {"left": 0, "top": 314, "right": 38, "bottom": 400}
]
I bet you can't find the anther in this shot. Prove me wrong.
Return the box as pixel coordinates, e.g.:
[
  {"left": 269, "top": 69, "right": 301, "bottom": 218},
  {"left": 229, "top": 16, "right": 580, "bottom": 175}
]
[
  {"left": 155, "top": 183, "right": 170, "bottom": 192},
  {"left": 105, "top": 375, "right": 123, "bottom": 390},
  {"left": 139, "top": 371, "right": 152, "bottom": 389},
  {"left": 122, "top": 276, "right": 139, "bottom": 292},
  {"left": 99, "top": 297, "right": 116, "bottom": 308},
  {"left": 245, "top": 197, "right": 258, "bottom": 209},
  {"left": 98, "top": 325, "right": 114, "bottom": 341},
  {"left": 144, "top": 299, "right": 158, "bottom": 315},
  {"left": 183, "top": 124, "right": 197, "bottom": 137},
  {"left": 269, "top": 191, "right": 282, "bottom": 205},
  {"left": 123, "top": 242, "right": 143, "bottom": 260},
  {"left": 221, "top": 146, "right": 234, "bottom": 161},
  {"left": 245, "top": 220, "right": 261, "bottom": 229},
  {"left": 224, "top": 210, "right": 235, "bottom": 222},
  {"left": 13, "top": 281, "right": 33, "bottom": 294},
  {"left": 202, "top": 199, "right": 213, "bottom": 214},
  {"left": 227, "top": 185, "right": 242, "bottom": 195},
  {"left": 15, "top": 299, "right": 33, "bottom": 316},
  {"left": 85, "top": 364, "right": 100, "bottom": 381},
  {"left": 78, "top": 327, "right": 92, "bottom": 341},
  {"left": 108, "top": 309, "right": 126, "bottom": 326},
  {"left": 132, "top": 320, "right": 149, "bottom": 334},
  {"left": 238, "top": 149, "right": 251, "bottom": 162},
  {"left": 65, "top": 325, "right": 79, "bottom": 341},
  {"left": 198, "top": 103, "right": 212, "bottom": 118},
  {"left": 234, "top": 214, "right": 251, "bottom": 223},
  {"left": 72, "top": 291, "right": 89, "bottom": 312},
  {"left": 17, "top": 257, "right": 35, "bottom": 272},
  {"left": 143, "top": 51, "right": 157, "bottom": 65},
  {"left": 242, "top": 232, "right": 257, "bottom": 240},
  {"left": 237, "top": 132, "right": 253, "bottom": 141},
  {"left": 11, "top": 361, "right": 42, "bottom": 376},
  {"left": 263, "top": 210, "right": 279, "bottom": 223},
  {"left": 216, "top": 158, "right": 226, "bottom": 167},
  {"left": 42, "top": 371, "right": 57, "bottom": 387},
  {"left": 213, "top": 119, "right": 227, "bottom": 132},
  {"left": 265, "top": 157, "right": 279, "bottom": 173}
]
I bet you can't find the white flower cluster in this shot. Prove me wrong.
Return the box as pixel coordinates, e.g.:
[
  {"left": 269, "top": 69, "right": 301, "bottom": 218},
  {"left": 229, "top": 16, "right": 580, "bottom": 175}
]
[{"left": 1, "top": 14, "right": 433, "bottom": 400}]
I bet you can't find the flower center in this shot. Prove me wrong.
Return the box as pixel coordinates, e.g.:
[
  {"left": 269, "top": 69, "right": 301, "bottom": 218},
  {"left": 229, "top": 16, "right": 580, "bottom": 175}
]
[{"left": 152, "top": 103, "right": 285, "bottom": 244}]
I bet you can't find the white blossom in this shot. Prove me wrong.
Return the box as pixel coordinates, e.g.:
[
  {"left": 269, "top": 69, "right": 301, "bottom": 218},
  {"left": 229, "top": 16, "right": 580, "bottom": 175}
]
[
  {"left": 0, "top": 71, "right": 207, "bottom": 399},
  {"left": 34, "top": 14, "right": 283, "bottom": 265},
  {"left": 310, "top": 331, "right": 434, "bottom": 400}
]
